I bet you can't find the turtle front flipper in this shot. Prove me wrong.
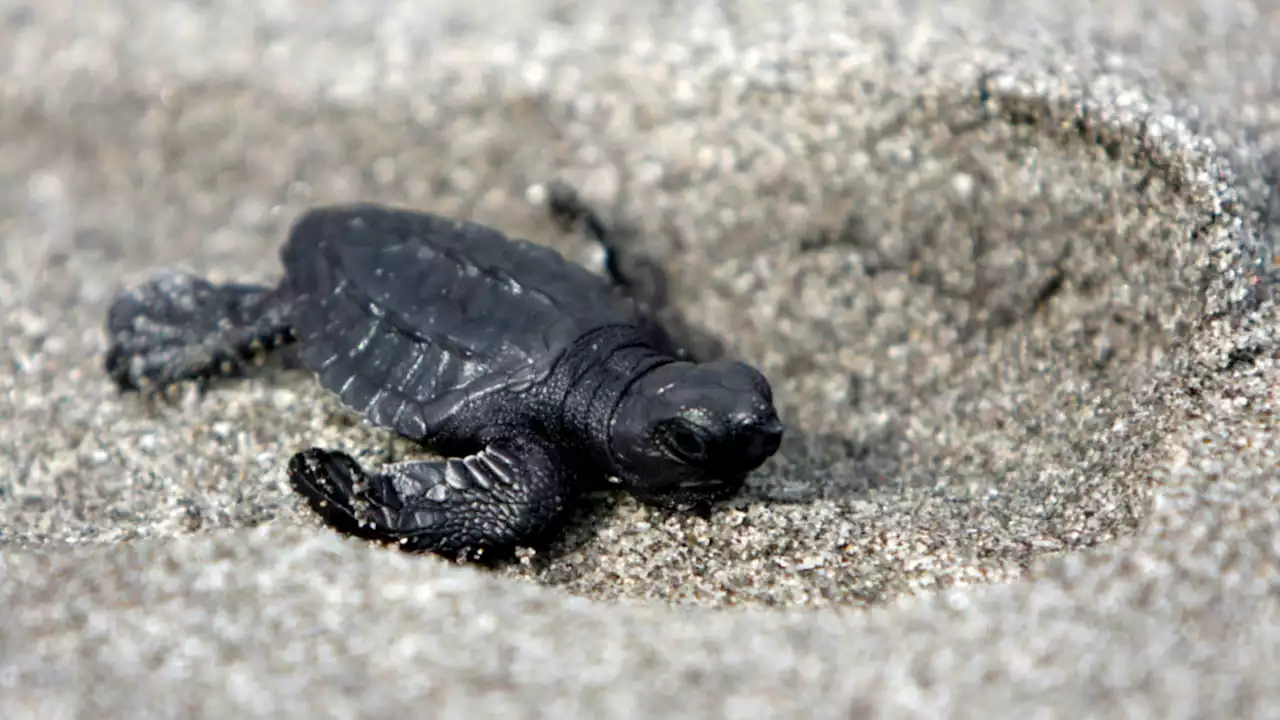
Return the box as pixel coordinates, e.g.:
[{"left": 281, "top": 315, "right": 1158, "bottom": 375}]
[
  {"left": 104, "top": 270, "right": 295, "bottom": 393},
  {"left": 545, "top": 180, "right": 669, "bottom": 312},
  {"left": 544, "top": 181, "right": 726, "bottom": 363},
  {"left": 286, "top": 434, "right": 570, "bottom": 561}
]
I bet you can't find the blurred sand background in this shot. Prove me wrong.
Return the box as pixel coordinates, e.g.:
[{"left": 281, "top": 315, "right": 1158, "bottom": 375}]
[{"left": 1, "top": 1, "right": 1277, "bottom": 717}]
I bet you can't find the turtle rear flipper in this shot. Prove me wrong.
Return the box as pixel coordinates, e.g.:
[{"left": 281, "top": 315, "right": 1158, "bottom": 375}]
[
  {"left": 286, "top": 434, "right": 570, "bottom": 560},
  {"left": 104, "top": 270, "right": 295, "bottom": 392}
]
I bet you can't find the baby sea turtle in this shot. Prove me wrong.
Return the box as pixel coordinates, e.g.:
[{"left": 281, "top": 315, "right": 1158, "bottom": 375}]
[{"left": 104, "top": 184, "right": 783, "bottom": 560}]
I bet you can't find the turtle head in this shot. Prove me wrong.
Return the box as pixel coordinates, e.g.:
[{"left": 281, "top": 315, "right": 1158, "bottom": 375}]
[{"left": 608, "top": 359, "right": 784, "bottom": 513}]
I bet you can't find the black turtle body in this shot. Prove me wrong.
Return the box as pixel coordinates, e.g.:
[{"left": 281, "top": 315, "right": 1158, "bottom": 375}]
[
  {"left": 281, "top": 205, "right": 669, "bottom": 453},
  {"left": 104, "top": 185, "right": 784, "bottom": 560}
]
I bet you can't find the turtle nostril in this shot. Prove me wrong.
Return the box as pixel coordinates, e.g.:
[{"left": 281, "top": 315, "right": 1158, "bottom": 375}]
[
  {"left": 749, "top": 417, "right": 784, "bottom": 458},
  {"left": 733, "top": 413, "right": 784, "bottom": 462},
  {"left": 762, "top": 431, "right": 782, "bottom": 457}
]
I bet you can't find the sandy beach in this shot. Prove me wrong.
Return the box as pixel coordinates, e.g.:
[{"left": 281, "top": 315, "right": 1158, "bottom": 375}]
[{"left": 1, "top": 1, "right": 1277, "bottom": 717}]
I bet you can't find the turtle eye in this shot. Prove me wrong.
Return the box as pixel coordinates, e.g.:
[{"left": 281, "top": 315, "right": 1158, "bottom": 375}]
[{"left": 665, "top": 423, "right": 708, "bottom": 463}]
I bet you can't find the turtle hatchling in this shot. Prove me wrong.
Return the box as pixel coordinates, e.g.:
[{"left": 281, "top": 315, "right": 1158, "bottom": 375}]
[{"left": 104, "top": 184, "right": 784, "bottom": 560}]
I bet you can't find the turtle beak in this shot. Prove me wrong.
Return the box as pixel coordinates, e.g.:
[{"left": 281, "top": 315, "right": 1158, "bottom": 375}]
[
  {"left": 675, "top": 474, "right": 746, "bottom": 509},
  {"left": 631, "top": 473, "right": 745, "bottom": 515}
]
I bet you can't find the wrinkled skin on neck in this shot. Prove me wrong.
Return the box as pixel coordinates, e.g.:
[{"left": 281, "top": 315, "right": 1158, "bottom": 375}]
[{"left": 607, "top": 359, "right": 783, "bottom": 513}]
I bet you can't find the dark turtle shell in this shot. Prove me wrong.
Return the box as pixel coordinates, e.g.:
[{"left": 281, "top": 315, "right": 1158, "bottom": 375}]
[{"left": 280, "top": 204, "right": 647, "bottom": 440}]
